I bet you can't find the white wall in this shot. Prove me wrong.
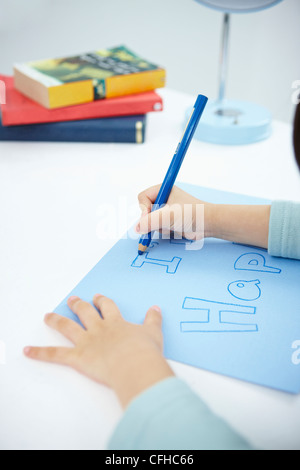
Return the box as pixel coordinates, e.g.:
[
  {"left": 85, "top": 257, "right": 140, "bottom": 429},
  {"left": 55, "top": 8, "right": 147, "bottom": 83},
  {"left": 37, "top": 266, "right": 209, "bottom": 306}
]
[{"left": 0, "top": 0, "right": 299, "bottom": 123}]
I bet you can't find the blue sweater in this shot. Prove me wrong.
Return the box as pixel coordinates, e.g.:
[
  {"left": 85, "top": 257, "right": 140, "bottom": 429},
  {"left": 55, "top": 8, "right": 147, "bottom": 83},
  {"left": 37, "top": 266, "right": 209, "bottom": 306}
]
[{"left": 108, "top": 201, "right": 300, "bottom": 450}]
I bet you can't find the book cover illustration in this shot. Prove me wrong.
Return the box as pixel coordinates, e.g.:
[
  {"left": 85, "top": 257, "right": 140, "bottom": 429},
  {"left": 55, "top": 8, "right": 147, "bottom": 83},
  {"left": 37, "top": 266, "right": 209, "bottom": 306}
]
[
  {"left": 30, "top": 46, "right": 163, "bottom": 98},
  {"left": 14, "top": 46, "right": 166, "bottom": 109}
]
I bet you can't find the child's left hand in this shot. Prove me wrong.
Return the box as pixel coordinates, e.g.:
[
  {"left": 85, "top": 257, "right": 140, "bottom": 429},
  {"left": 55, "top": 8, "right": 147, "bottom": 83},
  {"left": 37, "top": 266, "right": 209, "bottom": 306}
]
[{"left": 24, "top": 295, "right": 174, "bottom": 408}]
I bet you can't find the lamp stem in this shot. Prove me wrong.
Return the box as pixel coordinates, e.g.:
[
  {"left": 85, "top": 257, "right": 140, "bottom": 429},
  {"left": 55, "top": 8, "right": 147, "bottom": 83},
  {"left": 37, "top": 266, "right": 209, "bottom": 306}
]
[{"left": 218, "top": 13, "right": 230, "bottom": 104}]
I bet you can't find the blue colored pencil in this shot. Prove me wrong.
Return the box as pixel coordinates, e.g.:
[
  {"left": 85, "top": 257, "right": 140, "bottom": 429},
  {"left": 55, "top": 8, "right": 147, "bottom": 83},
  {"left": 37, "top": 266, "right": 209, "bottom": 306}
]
[{"left": 138, "top": 94, "right": 208, "bottom": 255}]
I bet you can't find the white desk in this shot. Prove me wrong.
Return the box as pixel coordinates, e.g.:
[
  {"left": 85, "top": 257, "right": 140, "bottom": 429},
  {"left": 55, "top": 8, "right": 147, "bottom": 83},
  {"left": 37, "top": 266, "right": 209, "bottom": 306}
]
[{"left": 1, "top": 89, "right": 300, "bottom": 450}]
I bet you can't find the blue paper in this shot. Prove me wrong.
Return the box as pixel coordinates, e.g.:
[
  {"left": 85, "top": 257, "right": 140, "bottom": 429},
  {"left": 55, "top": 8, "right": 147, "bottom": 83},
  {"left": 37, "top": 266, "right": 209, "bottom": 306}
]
[{"left": 55, "top": 184, "right": 300, "bottom": 394}]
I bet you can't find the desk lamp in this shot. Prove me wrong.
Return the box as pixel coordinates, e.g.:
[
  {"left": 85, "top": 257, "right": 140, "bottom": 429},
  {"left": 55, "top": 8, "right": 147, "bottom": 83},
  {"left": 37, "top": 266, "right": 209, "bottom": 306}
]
[{"left": 192, "top": 0, "right": 284, "bottom": 145}]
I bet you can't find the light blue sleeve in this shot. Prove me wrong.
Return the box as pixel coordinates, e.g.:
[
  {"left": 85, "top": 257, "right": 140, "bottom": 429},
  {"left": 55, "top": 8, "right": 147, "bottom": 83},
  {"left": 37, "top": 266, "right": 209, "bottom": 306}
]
[
  {"left": 108, "top": 377, "right": 253, "bottom": 450},
  {"left": 268, "top": 201, "right": 300, "bottom": 260}
]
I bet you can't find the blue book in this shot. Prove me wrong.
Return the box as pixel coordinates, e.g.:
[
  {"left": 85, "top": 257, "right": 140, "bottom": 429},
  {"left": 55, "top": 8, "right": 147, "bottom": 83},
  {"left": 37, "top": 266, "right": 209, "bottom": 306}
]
[{"left": 0, "top": 114, "right": 146, "bottom": 143}]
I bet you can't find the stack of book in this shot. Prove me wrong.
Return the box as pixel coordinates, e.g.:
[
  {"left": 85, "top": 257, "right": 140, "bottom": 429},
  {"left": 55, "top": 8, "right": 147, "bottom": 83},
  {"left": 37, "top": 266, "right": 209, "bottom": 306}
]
[{"left": 0, "top": 46, "right": 165, "bottom": 143}]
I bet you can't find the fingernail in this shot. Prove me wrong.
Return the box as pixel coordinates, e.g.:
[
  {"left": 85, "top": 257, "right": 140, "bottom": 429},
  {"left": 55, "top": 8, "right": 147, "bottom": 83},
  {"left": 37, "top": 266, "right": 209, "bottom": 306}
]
[
  {"left": 94, "top": 293, "right": 102, "bottom": 299},
  {"left": 135, "top": 224, "right": 140, "bottom": 233},
  {"left": 23, "top": 346, "right": 31, "bottom": 355},
  {"left": 152, "top": 305, "right": 161, "bottom": 313},
  {"left": 68, "top": 296, "right": 79, "bottom": 302}
]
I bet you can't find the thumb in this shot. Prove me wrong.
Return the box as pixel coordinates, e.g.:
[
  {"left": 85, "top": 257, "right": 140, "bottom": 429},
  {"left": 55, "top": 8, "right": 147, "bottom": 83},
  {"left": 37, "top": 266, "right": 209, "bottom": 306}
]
[
  {"left": 136, "top": 207, "right": 166, "bottom": 235},
  {"left": 143, "top": 306, "right": 162, "bottom": 328}
]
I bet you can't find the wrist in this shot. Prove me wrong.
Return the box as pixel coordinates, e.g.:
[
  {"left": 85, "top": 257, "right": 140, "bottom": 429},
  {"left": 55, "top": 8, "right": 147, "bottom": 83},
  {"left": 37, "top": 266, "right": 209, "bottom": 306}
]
[
  {"left": 204, "top": 203, "right": 218, "bottom": 238},
  {"left": 109, "top": 348, "right": 174, "bottom": 409}
]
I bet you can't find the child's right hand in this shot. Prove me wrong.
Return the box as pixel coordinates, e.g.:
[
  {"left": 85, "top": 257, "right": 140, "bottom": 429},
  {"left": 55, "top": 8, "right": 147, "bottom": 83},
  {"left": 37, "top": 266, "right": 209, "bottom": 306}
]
[
  {"left": 136, "top": 185, "right": 271, "bottom": 250},
  {"left": 136, "top": 185, "right": 212, "bottom": 241}
]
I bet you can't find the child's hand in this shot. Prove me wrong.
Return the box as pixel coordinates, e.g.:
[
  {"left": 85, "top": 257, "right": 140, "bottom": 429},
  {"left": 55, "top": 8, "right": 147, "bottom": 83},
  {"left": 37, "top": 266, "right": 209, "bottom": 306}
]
[
  {"left": 136, "top": 185, "right": 212, "bottom": 240},
  {"left": 24, "top": 295, "right": 174, "bottom": 408},
  {"left": 136, "top": 185, "right": 271, "bottom": 249}
]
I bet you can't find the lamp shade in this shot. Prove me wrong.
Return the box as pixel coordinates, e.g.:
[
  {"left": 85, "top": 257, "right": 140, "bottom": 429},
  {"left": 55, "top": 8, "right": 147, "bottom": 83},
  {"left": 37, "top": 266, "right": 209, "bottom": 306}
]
[{"left": 194, "top": 0, "right": 283, "bottom": 14}]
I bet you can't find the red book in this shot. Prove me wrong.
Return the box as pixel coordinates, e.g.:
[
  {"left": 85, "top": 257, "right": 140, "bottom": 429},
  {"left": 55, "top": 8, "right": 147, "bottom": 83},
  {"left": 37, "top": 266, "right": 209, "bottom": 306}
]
[{"left": 0, "top": 75, "right": 163, "bottom": 126}]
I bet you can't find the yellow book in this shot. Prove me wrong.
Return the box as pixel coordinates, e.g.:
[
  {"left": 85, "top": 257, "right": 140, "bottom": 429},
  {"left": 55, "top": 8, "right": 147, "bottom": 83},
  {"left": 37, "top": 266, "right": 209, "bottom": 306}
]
[{"left": 13, "top": 46, "right": 166, "bottom": 109}]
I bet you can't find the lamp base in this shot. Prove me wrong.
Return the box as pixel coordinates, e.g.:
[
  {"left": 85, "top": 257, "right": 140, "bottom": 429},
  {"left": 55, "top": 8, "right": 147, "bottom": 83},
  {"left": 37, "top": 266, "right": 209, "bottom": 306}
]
[{"left": 187, "top": 99, "right": 272, "bottom": 145}]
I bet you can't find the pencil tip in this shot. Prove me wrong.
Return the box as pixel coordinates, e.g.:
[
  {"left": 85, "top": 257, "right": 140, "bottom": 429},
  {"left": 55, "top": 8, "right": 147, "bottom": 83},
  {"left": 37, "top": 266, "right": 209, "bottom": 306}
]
[{"left": 138, "top": 244, "right": 147, "bottom": 256}]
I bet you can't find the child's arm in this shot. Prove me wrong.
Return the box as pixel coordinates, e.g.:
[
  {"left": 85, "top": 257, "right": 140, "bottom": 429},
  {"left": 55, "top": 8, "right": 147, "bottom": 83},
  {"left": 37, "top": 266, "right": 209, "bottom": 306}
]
[
  {"left": 268, "top": 201, "right": 300, "bottom": 260},
  {"left": 24, "top": 295, "right": 253, "bottom": 450},
  {"left": 108, "top": 375, "right": 252, "bottom": 450},
  {"left": 137, "top": 185, "right": 300, "bottom": 260},
  {"left": 208, "top": 204, "right": 270, "bottom": 249},
  {"left": 137, "top": 185, "right": 270, "bottom": 249}
]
